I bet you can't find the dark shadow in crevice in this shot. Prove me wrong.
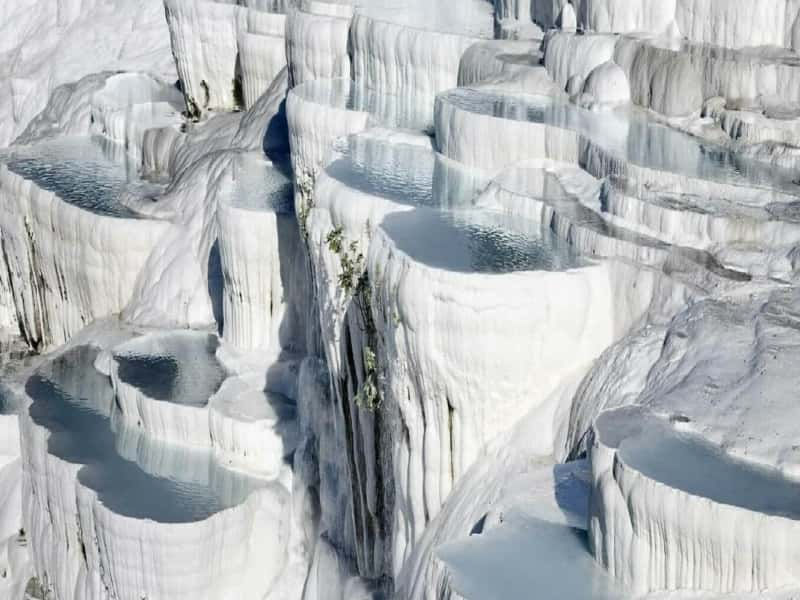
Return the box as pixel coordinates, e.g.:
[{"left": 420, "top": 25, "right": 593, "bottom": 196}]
[{"left": 207, "top": 239, "right": 224, "bottom": 335}]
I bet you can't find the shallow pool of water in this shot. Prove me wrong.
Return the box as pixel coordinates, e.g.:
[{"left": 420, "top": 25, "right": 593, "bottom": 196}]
[
  {"left": 326, "top": 133, "right": 488, "bottom": 210},
  {"left": 326, "top": 135, "right": 437, "bottom": 205},
  {"left": 27, "top": 346, "right": 266, "bottom": 522},
  {"left": 114, "top": 333, "right": 226, "bottom": 407},
  {"left": 381, "top": 208, "right": 587, "bottom": 274},
  {"left": 441, "top": 88, "right": 800, "bottom": 195},
  {"left": 619, "top": 416, "right": 800, "bottom": 520},
  {"left": 1, "top": 136, "right": 163, "bottom": 218},
  {"left": 226, "top": 153, "right": 293, "bottom": 213}
]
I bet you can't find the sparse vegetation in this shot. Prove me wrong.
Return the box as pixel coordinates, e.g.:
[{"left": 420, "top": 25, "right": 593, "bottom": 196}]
[
  {"left": 325, "top": 227, "right": 373, "bottom": 331},
  {"left": 355, "top": 345, "right": 380, "bottom": 410},
  {"left": 295, "top": 169, "right": 315, "bottom": 238},
  {"left": 326, "top": 227, "right": 381, "bottom": 410},
  {"left": 25, "top": 576, "right": 51, "bottom": 600}
]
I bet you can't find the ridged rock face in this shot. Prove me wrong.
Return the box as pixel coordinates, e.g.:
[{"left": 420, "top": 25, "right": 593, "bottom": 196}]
[
  {"left": 544, "top": 32, "right": 618, "bottom": 93},
  {"left": 164, "top": 0, "right": 289, "bottom": 115},
  {"left": 215, "top": 154, "right": 302, "bottom": 354},
  {"left": 239, "top": 31, "right": 287, "bottom": 109},
  {"left": 545, "top": 31, "right": 800, "bottom": 119},
  {"left": 559, "top": 1, "right": 576, "bottom": 30},
  {"left": 793, "top": 12, "right": 800, "bottom": 50},
  {"left": 0, "top": 149, "right": 172, "bottom": 350},
  {"left": 576, "top": 0, "right": 799, "bottom": 49},
  {"left": 349, "top": 14, "right": 481, "bottom": 105},
  {"left": 217, "top": 199, "right": 303, "bottom": 351},
  {"left": 285, "top": 6, "right": 352, "bottom": 88},
  {"left": 6, "top": 0, "right": 800, "bottom": 598},
  {"left": 164, "top": 0, "right": 245, "bottom": 114},
  {"left": 590, "top": 404, "right": 800, "bottom": 594},
  {"left": 674, "top": 0, "right": 798, "bottom": 49},
  {"left": 582, "top": 0, "right": 676, "bottom": 35},
  {"left": 649, "top": 54, "right": 703, "bottom": 116}
]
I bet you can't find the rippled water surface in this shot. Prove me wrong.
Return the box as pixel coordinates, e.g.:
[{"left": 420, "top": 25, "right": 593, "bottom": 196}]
[
  {"left": 382, "top": 208, "right": 587, "bottom": 273},
  {"left": 1, "top": 136, "right": 161, "bottom": 218},
  {"left": 326, "top": 136, "right": 437, "bottom": 205},
  {"left": 226, "top": 153, "right": 293, "bottom": 212},
  {"left": 114, "top": 333, "right": 226, "bottom": 407}
]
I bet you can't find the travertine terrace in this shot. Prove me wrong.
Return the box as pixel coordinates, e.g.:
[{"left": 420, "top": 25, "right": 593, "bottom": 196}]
[{"left": 1, "top": 0, "right": 800, "bottom": 598}]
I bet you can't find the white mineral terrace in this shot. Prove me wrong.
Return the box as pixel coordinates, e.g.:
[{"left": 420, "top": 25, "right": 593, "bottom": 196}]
[
  {"left": 2, "top": 0, "right": 800, "bottom": 598},
  {"left": 436, "top": 87, "right": 800, "bottom": 195},
  {"left": 110, "top": 331, "right": 227, "bottom": 445},
  {"left": 437, "top": 461, "right": 627, "bottom": 600},
  {"left": 354, "top": 0, "right": 494, "bottom": 38},
  {"left": 0, "top": 137, "right": 173, "bottom": 350},
  {"left": 216, "top": 152, "right": 305, "bottom": 352},
  {"left": 23, "top": 344, "right": 290, "bottom": 599},
  {"left": 591, "top": 405, "right": 800, "bottom": 594}
]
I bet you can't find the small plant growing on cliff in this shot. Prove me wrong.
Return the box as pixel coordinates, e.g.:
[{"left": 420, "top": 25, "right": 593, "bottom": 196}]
[
  {"left": 25, "top": 576, "right": 52, "bottom": 600},
  {"left": 326, "top": 227, "right": 366, "bottom": 297},
  {"left": 296, "top": 169, "right": 315, "bottom": 238},
  {"left": 355, "top": 345, "right": 380, "bottom": 410},
  {"left": 326, "top": 228, "right": 373, "bottom": 327},
  {"left": 327, "top": 227, "right": 382, "bottom": 411},
  {"left": 326, "top": 226, "right": 343, "bottom": 254}
]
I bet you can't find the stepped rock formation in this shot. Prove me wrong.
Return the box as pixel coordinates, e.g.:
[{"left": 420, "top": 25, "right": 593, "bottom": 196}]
[{"left": 0, "top": 0, "right": 799, "bottom": 599}]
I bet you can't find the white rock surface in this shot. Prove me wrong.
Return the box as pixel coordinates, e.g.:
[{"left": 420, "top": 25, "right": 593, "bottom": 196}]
[
  {"left": 0, "top": 0, "right": 175, "bottom": 148},
  {"left": 457, "top": 40, "right": 545, "bottom": 87},
  {"left": 217, "top": 153, "right": 305, "bottom": 352},
  {"left": 559, "top": 1, "right": 577, "bottom": 30},
  {"left": 580, "top": 61, "right": 631, "bottom": 108},
  {"left": 164, "top": 0, "right": 245, "bottom": 114},
  {"left": 5, "top": 0, "right": 800, "bottom": 599},
  {"left": 209, "top": 373, "right": 299, "bottom": 478},
  {"left": 109, "top": 331, "right": 226, "bottom": 447},
  {"left": 544, "top": 32, "right": 618, "bottom": 93},
  {"left": 367, "top": 217, "right": 656, "bottom": 575},
  {"left": 590, "top": 404, "right": 800, "bottom": 594},
  {"left": 350, "top": 11, "right": 487, "bottom": 106},
  {"left": 22, "top": 341, "right": 292, "bottom": 600},
  {"left": 285, "top": 4, "right": 353, "bottom": 88},
  {"left": 165, "top": 0, "right": 289, "bottom": 115},
  {"left": 239, "top": 26, "right": 288, "bottom": 110},
  {"left": 0, "top": 141, "right": 172, "bottom": 349}
]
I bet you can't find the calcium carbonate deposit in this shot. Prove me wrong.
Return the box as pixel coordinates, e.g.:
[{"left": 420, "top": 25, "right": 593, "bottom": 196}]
[{"left": 0, "top": 0, "right": 800, "bottom": 599}]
